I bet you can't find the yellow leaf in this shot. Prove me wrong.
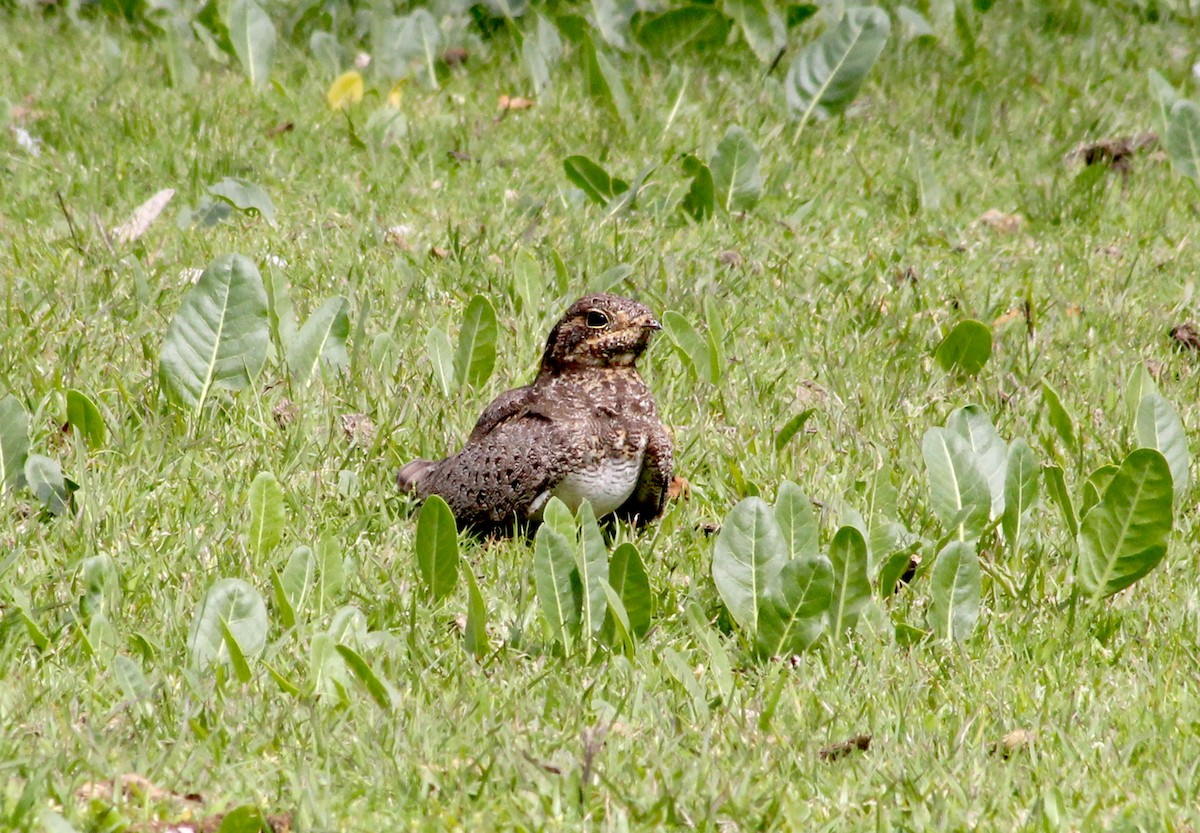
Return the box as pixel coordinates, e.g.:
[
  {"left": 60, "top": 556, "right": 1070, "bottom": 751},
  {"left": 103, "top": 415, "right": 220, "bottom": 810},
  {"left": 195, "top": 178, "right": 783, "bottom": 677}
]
[
  {"left": 387, "top": 80, "right": 408, "bottom": 109},
  {"left": 327, "top": 71, "right": 364, "bottom": 110}
]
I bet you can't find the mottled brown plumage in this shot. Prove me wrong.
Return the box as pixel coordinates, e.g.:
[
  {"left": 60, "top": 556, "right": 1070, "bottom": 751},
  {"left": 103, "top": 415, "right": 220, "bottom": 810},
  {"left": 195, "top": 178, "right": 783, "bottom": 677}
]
[{"left": 398, "top": 294, "right": 673, "bottom": 535}]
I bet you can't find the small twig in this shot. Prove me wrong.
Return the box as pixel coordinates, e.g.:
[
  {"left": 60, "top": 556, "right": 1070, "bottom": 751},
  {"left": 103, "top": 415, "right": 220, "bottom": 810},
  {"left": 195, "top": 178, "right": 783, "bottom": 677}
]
[{"left": 56, "top": 190, "right": 87, "bottom": 256}]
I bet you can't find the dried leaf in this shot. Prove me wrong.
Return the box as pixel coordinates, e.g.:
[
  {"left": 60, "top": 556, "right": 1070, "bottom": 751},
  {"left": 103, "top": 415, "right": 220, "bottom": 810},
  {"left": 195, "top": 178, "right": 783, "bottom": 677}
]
[
  {"left": 499, "top": 95, "right": 536, "bottom": 111},
  {"left": 113, "top": 189, "right": 176, "bottom": 244}
]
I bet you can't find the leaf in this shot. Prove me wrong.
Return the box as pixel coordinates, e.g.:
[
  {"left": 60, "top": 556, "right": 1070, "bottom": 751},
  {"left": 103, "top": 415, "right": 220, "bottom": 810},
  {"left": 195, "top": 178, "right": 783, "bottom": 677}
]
[
  {"left": 227, "top": 0, "right": 276, "bottom": 88},
  {"left": 247, "top": 472, "right": 285, "bottom": 559},
  {"left": 1001, "top": 439, "right": 1039, "bottom": 555},
  {"left": 286, "top": 296, "right": 351, "bottom": 384},
  {"left": 335, "top": 645, "right": 392, "bottom": 708},
  {"left": 263, "top": 262, "right": 297, "bottom": 351},
  {"left": 188, "top": 578, "right": 268, "bottom": 672},
  {"left": 1166, "top": 99, "right": 1200, "bottom": 184},
  {"left": 269, "top": 570, "right": 295, "bottom": 630},
  {"left": 425, "top": 326, "right": 455, "bottom": 396},
  {"left": 576, "top": 501, "right": 610, "bottom": 637},
  {"left": 158, "top": 253, "right": 269, "bottom": 412},
  {"left": 25, "top": 454, "right": 73, "bottom": 516},
  {"left": 756, "top": 555, "right": 833, "bottom": 657},
  {"left": 280, "top": 545, "right": 314, "bottom": 615},
  {"left": 786, "top": 6, "right": 891, "bottom": 127},
  {"left": 710, "top": 126, "right": 763, "bottom": 212},
  {"left": 1041, "top": 381, "right": 1078, "bottom": 455},
  {"left": 1081, "top": 465, "right": 1119, "bottom": 520},
  {"left": 523, "top": 14, "right": 563, "bottom": 95},
  {"left": 927, "top": 541, "right": 981, "bottom": 640},
  {"left": 317, "top": 532, "right": 344, "bottom": 612},
  {"left": 591, "top": 263, "right": 635, "bottom": 294},
  {"left": 533, "top": 523, "right": 581, "bottom": 650},
  {"left": 1076, "top": 448, "right": 1174, "bottom": 600},
  {"left": 415, "top": 495, "right": 459, "bottom": 604},
  {"left": 453, "top": 294, "right": 498, "bottom": 388},
  {"left": 1124, "top": 362, "right": 1159, "bottom": 428},
  {"left": 564, "top": 155, "right": 629, "bottom": 205},
  {"left": 774, "top": 480, "right": 820, "bottom": 563},
  {"left": 921, "top": 427, "right": 992, "bottom": 541},
  {"left": 600, "top": 580, "right": 634, "bottom": 655},
  {"left": 1149, "top": 69, "right": 1180, "bottom": 132},
  {"left": 726, "top": 0, "right": 786, "bottom": 63},
  {"left": 208, "top": 178, "right": 275, "bottom": 223},
  {"left": 542, "top": 496, "right": 577, "bottom": 541},
  {"left": 712, "top": 497, "right": 788, "bottom": 635},
  {"left": 65, "top": 390, "right": 106, "bottom": 449},
  {"left": 827, "top": 525, "right": 871, "bottom": 635},
  {"left": 217, "top": 805, "right": 271, "bottom": 833},
  {"left": 1135, "top": 393, "right": 1190, "bottom": 505},
  {"left": 220, "top": 617, "right": 252, "bottom": 683},
  {"left": 946, "top": 404, "right": 1007, "bottom": 518},
  {"left": 661, "top": 310, "right": 713, "bottom": 383},
  {"left": 934, "top": 320, "right": 992, "bottom": 376},
  {"left": 910, "top": 131, "right": 942, "bottom": 212},
  {"left": 680, "top": 154, "right": 715, "bottom": 222},
  {"left": 1042, "top": 464, "right": 1078, "bottom": 539},
  {"left": 326, "top": 70, "right": 364, "bottom": 110},
  {"left": 512, "top": 250, "right": 544, "bottom": 314},
  {"left": 592, "top": 0, "right": 633, "bottom": 50},
  {"left": 634, "top": 6, "right": 731, "bottom": 57},
  {"left": 775, "top": 408, "right": 814, "bottom": 451},
  {"left": 0, "top": 394, "right": 30, "bottom": 492},
  {"left": 607, "top": 541, "right": 651, "bottom": 637},
  {"left": 113, "top": 188, "right": 176, "bottom": 244},
  {"left": 464, "top": 568, "right": 488, "bottom": 658},
  {"left": 581, "top": 37, "right": 632, "bottom": 129}
]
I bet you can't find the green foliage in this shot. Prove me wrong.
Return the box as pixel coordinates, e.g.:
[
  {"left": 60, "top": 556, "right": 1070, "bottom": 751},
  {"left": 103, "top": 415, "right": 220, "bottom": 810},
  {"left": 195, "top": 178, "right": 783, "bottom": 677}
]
[
  {"left": 0, "top": 394, "right": 30, "bottom": 493},
  {"left": 454, "top": 294, "right": 498, "bottom": 389},
  {"left": 927, "top": 541, "right": 981, "bottom": 640},
  {"left": 414, "top": 495, "right": 459, "bottom": 604},
  {"left": 934, "top": 319, "right": 992, "bottom": 376},
  {"left": 286, "top": 296, "right": 350, "bottom": 385},
  {"left": 64, "top": 390, "right": 106, "bottom": 449},
  {"left": 188, "top": 578, "right": 269, "bottom": 673},
  {"left": 1166, "top": 100, "right": 1200, "bottom": 184},
  {"left": 247, "top": 472, "right": 285, "bottom": 559},
  {"left": 786, "top": 7, "right": 891, "bottom": 128},
  {"left": 228, "top": 0, "right": 276, "bottom": 88},
  {"left": 710, "top": 126, "right": 763, "bottom": 212},
  {"left": 826, "top": 526, "right": 871, "bottom": 635},
  {"left": 158, "top": 254, "right": 269, "bottom": 412},
  {"left": 712, "top": 497, "right": 786, "bottom": 634},
  {"left": 922, "top": 426, "right": 992, "bottom": 542}
]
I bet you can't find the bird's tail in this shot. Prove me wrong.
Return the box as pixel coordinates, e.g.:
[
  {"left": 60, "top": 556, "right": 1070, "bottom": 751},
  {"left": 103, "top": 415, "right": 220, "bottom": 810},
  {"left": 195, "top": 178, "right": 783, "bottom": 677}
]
[{"left": 397, "top": 459, "right": 436, "bottom": 494}]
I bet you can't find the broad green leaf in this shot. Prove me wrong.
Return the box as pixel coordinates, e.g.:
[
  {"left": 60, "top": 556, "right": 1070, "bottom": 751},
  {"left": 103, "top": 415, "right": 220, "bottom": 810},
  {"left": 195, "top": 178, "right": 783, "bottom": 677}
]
[
  {"left": 946, "top": 404, "right": 1007, "bottom": 518},
  {"left": 1042, "top": 464, "right": 1078, "bottom": 539},
  {"left": 576, "top": 501, "right": 610, "bottom": 637},
  {"left": 1149, "top": 69, "right": 1180, "bottom": 131},
  {"left": 227, "top": 0, "right": 276, "bottom": 88},
  {"left": 269, "top": 570, "right": 295, "bottom": 630},
  {"left": 878, "top": 548, "right": 916, "bottom": 598},
  {"left": 934, "top": 320, "right": 992, "bottom": 376},
  {"left": 286, "top": 296, "right": 350, "bottom": 384},
  {"left": 188, "top": 578, "right": 268, "bottom": 672},
  {"left": 726, "top": 0, "right": 786, "bottom": 63},
  {"left": 827, "top": 525, "right": 871, "bottom": 635},
  {"left": 534, "top": 523, "right": 581, "bottom": 650},
  {"left": 219, "top": 617, "right": 252, "bottom": 683},
  {"left": 464, "top": 568, "right": 488, "bottom": 659},
  {"left": 217, "top": 805, "right": 271, "bottom": 833},
  {"left": 712, "top": 497, "right": 788, "bottom": 635},
  {"left": 774, "top": 480, "right": 820, "bottom": 563},
  {"left": 25, "top": 454, "right": 72, "bottom": 516},
  {"left": 564, "top": 155, "right": 629, "bottom": 205},
  {"left": 335, "top": 645, "right": 393, "bottom": 708},
  {"left": 281, "top": 545, "right": 314, "bottom": 614},
  {"left": 208, "top": 178, "right": 275, "bottom": 223},
  {"left": 40, "top": 810, "right": 80, "bottom": 833},
  {"left": 606, "top": 541, "right": 651, "bottom": 637},
  {"left": 896, "top": 5, "right": 934, "bottom": 42},
  {"left": 1076, "top": 448, "right": 1174, "bottom": 600},
  {"left": 1124, "top": 362, "right": 1158, "bottom": 428},
  {"left": 0, "top": 394, "right": 30, "bottom": 492},
  {"left": 927, "top": 541, "right": 981, "bottom": 640},
  {"left": 263, "top": 262, "right": 297, "bottom": 351},
  {"left": 1081, "top": 464, "right": 1119, "bottom": 520},
  {"left": 592, "top": 0, "right": 632, "bottom": 50},
  {"left": 591, "top": 263, "right": 636, "bottom": 294},
  {"left": 1001, "top": 439, "right": 1039, "bottom": 555},
  {"left": 247, "top": 472, "right": 285, "bottom": 559},
  {"left": 158, "top": 253, "right": 269, "bottom": 412},
  {"left": 453, "top": 295, "right": 498, "bottom": 389},
  {"left": 542, "top": 496, "right": 577, "bottom": 542},
  {"left": 1041, "top": 381, "right": 1078, "bottom": 455},
  {"left": 523, "top": 14, "right": 563, "bottom": 95},
  {"left": 921, "top": 427, "right": 992, "bottom": 541},
  {"left": 317, "top": 532, "right": 344, "bottom": 613},
  {"left": 756, "top": 555, "right": 833, "bottom": 657},
  {"left": 415, "top": 495, "right": 458, "bottom": 603},
  {"left": 775, "top": 408, "right": 814, "bottom": 451},
  {"left": 600, "top": 580, "right": 634, "bottom": 656},
  {"left": 65, "top": 390, "right": 106, "bottom": 449},
  {"left": 404, "top": 9, "right": 441, "bottom": 88},
  {"left": 1166, "top": 100, "right": 1200, "bottom": 183},
  {"left": 581, "top": 37, "right": 632, "bottom": 128},
  {"left": 786, "top": 6, "right": 890, "bottom": 127},
  {"left": 512, "top": 250, "right": 543, "bottom": 314},
  {"left": 634, "top": 6, "right": 731, "bottom": 57},
  {"left": 710, "top": 126, "right": 763, "bottom": 212},
  {"left": 113, "top": 654, "right": 152, "bottom": 710},
  {"left": 1135, "top": 393, "right": 1190, "bottom": 505},
  {"left": 425, "top": 326, "right": 455, "bottom": 396},
  {"left": 680, "top": 154, "right": 715, "bottom": 222},
  {"left": 661, "top": 310, "right": 713, "bottom": 383}
]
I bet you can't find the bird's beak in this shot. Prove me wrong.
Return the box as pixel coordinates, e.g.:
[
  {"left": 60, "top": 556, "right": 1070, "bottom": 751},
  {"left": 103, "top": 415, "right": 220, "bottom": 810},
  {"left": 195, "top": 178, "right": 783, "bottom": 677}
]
[{"left": 641, "top": 316, "right": 662, "bottom": 331}]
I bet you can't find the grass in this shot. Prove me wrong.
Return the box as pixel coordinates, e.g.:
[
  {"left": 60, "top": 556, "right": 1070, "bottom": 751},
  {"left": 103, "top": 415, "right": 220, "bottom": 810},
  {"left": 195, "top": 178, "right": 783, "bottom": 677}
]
[{"left": 3, "top": 3, "right": 1200, "bottom": 830}]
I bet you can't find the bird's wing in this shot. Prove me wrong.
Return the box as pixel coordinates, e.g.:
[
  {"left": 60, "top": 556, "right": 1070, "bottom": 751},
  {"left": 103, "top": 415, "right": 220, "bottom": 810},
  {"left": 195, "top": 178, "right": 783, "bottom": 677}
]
[
  {"left": 418, "top": 411, "right": 576, "bottom": 531},
  {"left": 615, "top": 422, "right": 674, "bottom": 526},
  {"left": 466, "top": 384, "right": 535, "bottom": 442}
]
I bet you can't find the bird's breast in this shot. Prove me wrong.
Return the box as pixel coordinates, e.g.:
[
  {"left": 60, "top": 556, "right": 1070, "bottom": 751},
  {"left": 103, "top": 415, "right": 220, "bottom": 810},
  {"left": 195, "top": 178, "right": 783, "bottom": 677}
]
[{"left": 549, "top": 447, "right": 645, "bottom": 518}]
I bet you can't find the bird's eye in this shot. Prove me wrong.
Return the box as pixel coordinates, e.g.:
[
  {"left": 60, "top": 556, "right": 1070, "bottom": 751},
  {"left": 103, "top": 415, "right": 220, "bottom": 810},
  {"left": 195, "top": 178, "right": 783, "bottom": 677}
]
[{"left": 585, "top": 310, "right": 609, "bottom": 329}]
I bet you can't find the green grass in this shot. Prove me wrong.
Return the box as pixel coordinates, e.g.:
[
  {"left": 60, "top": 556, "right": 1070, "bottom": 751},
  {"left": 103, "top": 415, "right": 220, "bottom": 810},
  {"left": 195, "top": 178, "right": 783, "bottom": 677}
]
[{"left": 3, "top": 4, "right": 1200, "bottom": 830}]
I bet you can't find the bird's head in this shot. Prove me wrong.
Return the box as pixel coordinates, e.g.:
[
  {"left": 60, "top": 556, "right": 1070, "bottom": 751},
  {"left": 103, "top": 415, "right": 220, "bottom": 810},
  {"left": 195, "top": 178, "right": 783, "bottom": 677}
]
[{"left": 539, "top": 293, "right": 662, "bottom": 372}]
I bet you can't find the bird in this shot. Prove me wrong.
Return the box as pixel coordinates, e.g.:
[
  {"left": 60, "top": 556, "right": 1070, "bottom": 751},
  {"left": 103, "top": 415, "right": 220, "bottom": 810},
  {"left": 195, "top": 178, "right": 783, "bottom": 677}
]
[{"left": 398, "top": 293, "right": 674, "bottom": 536}]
